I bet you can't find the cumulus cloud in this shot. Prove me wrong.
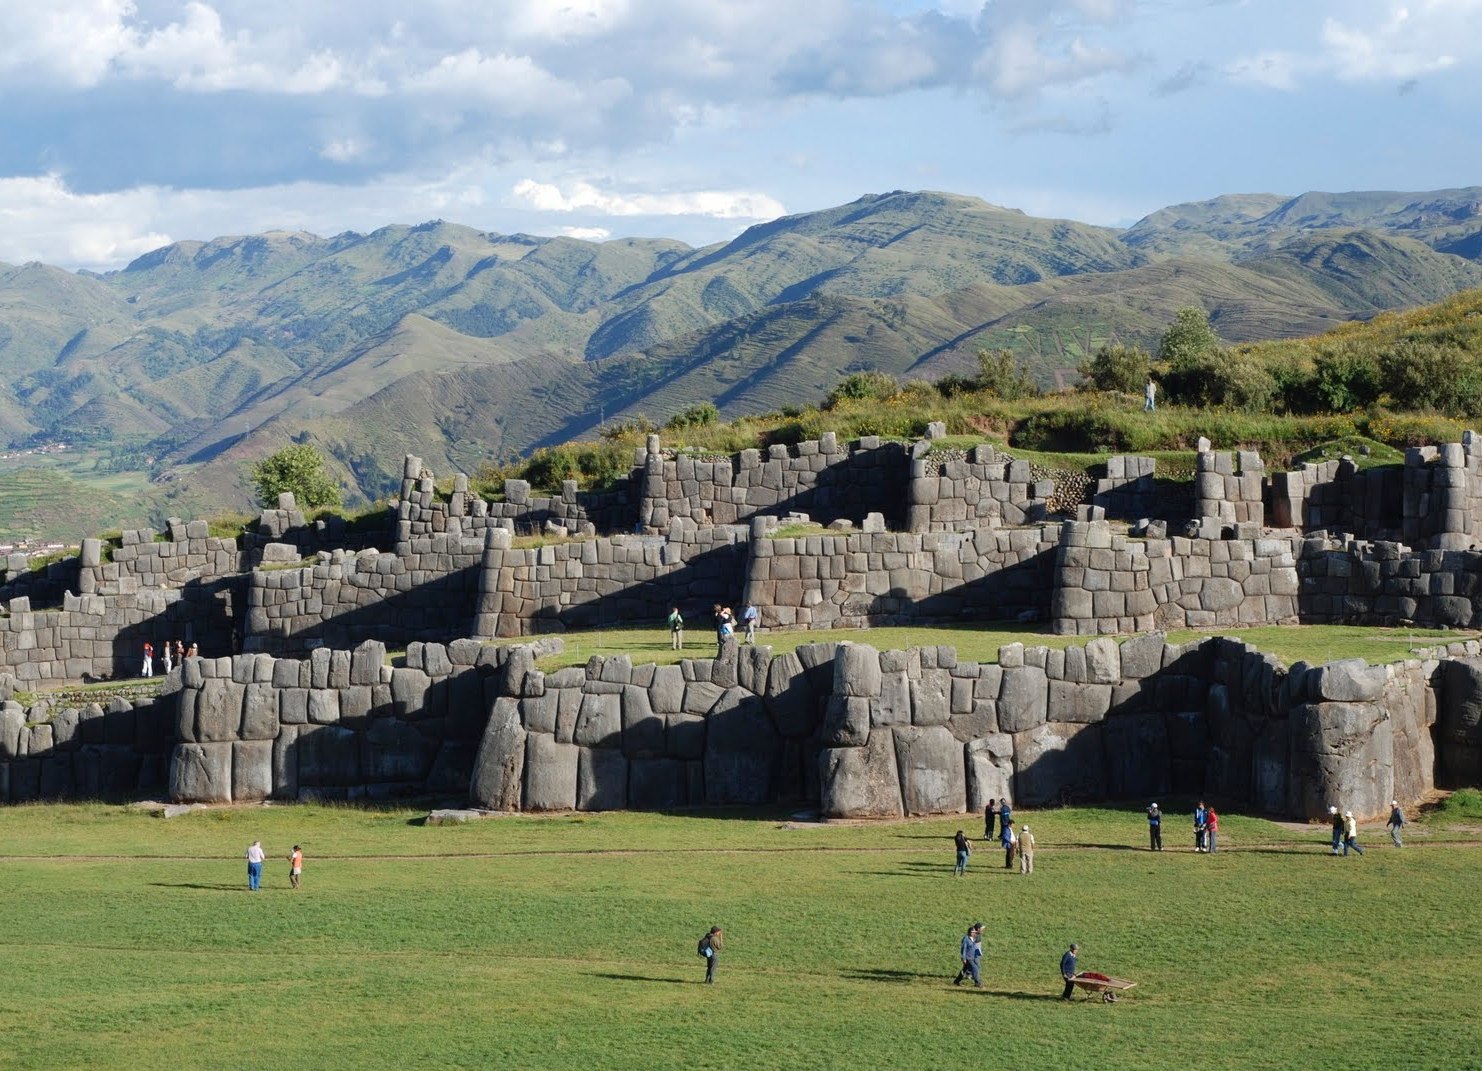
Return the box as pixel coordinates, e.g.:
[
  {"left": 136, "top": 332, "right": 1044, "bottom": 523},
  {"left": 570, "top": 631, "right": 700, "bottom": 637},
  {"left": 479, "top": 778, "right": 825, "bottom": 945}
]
[
  {"left": 558, "top": 226, "right": 613, "bottom": 241},
  {"left": 512, "top": 179, "right": 784, "bottom": 220}
]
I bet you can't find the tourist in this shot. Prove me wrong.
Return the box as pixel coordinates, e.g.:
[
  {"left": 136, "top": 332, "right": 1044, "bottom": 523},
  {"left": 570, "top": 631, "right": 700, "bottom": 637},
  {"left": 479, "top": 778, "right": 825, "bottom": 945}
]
[
  {"left": 1205, "top": 805, "right": 1219, "bottom": 853},
  {"left": 1194, "top": 800, "right": 1208, "bottom": 852},
  {"left": 984, "top": 798, "right": 997, "bottom": 842},
  {"left": 141, "top": 641, "right": 154, "bottom": 678},
  {"left": 1001, "top": 819, "right": 1016, "bottom": 869},
  {"left": 161, "top": 641, "right": 173, "bottom": 675},
  {"left": 667, "top": 606, "right": 684, "bottom": 651},
  {"left": 716, "top": 613, "right": 735, "bottom": 659},
  {"left": 698, "top": 926, "right": 723, "bottom": 984},
  {"left": 1144, "top": 377, "right": 1157, "bottom": 412},
  {"left": 1342, "top": 811, "right": 1364, "bottom": 856},
  {"left": 953, "top": 923, "right": 983, "bottom": 988},
  {"left": 1329, "top": 805, "right": 1344, "bottom": 855},
  {"left": 187, "top": 641, "right": 199, "bottom": 659},
  {"left": 742, "top": 602, "right": 759, "bottom": 645},
  {"left": 1060, "top": 943, "right": 1080, "bottom": 1001},
  {"left": 1147, "top": 802, "right": 1162, "bottom": 851},
  {"left": 999, "top": 798, "right": 1012, "bottom": 833},
  {"left": 288, "top": 844, "right": 303, "bottom": 889},
  {"left": 1018, "top": 824, "right": 1035, "bottom": 875},
  {"left": 174, "top": 639, "right": 185, "bottom": 665},
  {"left": 953, "top": 829, "right": 972, "bottom": 877},
  {"left": 1387, "top": 800, "right": 1405, "bottom": 848},
  {"left": 245, "top": 840, "right": 265, "bottom": 891}
]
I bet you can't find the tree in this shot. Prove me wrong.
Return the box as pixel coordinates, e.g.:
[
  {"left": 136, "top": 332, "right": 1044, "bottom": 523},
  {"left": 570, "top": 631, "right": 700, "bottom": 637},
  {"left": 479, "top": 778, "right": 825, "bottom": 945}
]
[
  {"left": 251, "top": 444, "right": 341, "bottom": 509},
  {"left": 974, "top": 348, "right": 1038, "bottom": 400},
  {"left": 1157, "top": 307, "right": 1220, "bottom": 370},
  {"left": 1077, "top": 343, "right": 1150, "bottom": 394}
]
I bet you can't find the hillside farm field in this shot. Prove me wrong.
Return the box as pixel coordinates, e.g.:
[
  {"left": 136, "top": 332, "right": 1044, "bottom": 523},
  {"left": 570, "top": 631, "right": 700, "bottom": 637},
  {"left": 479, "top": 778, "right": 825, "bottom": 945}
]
[{"left": 2, "top": 804, "right": 1480, "bottom": 1070}]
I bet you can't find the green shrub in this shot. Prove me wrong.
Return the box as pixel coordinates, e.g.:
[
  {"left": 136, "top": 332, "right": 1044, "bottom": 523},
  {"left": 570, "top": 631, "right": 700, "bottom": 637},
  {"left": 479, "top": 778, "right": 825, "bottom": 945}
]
[
  {"left": 1077, "top": 343, "right": 1150, "bottom": 394},
  {"left": 1313, "top": 349, "right": 1383, "bottom": 413},
  {"left": 824, "top": 370, "right": 900, "bottom": 409},
  {"left": 1380, "top": 340, "right": 1482, "bottom": 415},
  {"left": 664, "top": 402, "right": 720, "bottom": 430},
  {"left": 974, "top": 348, "right": 1038, "bottom": 400}
]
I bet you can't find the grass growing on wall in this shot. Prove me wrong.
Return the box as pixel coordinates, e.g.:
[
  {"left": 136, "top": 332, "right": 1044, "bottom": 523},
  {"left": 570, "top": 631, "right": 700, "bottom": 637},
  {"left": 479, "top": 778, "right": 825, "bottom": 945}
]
[{"left": 0, "top": 803, "right": 1478, "bottom": 1071}]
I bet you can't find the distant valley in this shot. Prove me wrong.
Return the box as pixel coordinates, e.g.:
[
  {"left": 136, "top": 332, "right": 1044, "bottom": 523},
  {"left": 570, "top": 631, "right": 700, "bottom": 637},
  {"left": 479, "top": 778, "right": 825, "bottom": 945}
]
[{"left": 2, "top": 185, "right": 1482, "bottom": 541}]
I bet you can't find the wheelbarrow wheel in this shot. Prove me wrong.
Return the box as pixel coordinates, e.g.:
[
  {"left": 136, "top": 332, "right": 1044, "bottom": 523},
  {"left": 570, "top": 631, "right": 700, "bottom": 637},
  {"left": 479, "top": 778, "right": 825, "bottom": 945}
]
[{"left": 1103, "top": 991, "right": 1117, "bottom": 1003}]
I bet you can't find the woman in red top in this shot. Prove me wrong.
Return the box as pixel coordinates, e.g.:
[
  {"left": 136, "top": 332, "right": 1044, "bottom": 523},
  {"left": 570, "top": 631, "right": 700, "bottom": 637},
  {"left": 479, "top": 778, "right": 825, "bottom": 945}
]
[{"left": 1205, "top": 807, "right": 1220, "bottom": 854}]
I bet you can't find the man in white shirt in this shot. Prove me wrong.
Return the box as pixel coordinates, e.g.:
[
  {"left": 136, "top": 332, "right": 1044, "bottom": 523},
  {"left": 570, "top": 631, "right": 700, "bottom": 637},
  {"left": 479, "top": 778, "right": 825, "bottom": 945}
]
[{"left": 245, "top": 840, "right": 266, "bottom": 891}]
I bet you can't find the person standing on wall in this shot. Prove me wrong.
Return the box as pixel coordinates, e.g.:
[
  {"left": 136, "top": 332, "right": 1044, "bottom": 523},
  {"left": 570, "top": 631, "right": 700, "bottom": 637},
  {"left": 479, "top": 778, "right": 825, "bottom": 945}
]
[
  {"left": 1060, "top": 943, "right": 1080, "bottom": 1001},
  {"left": 984, "top": 798, "right": 997, "bottom": 842},
  {"left": 1329, "top": 805, "right": 1344, "bottom": 855},
  {"left": 245, "top": 840, "right": 265, "bottom": 892},
  {"left": 1147, "top": 803, "right": 1162, "bottom": 851},
  {"left": 698, "top": 926, "right": 723, "bottom": 984},
  {"left": 1018, "top": 824, "right": 1035, "bottom": 875},
  {"left": 953, "top": 829, "right": 972, "bottom": 877},
  {"left": 1387, "top": 800, "right": 1405, "bottom": 847},
  {"left": 142, "top": 641, "right": 154, "bottom": 678},
  {"left": 953, "top": 923, "right": 983, "bottom": 988},
  {"left": 667, "top": 606, "right": 685, "bottom": 651},
  {"left": 1343, "top": 811, "right": 1364, "bottom": 856},
  {"left": 161, "top": 641, "right": 173, "bottom": 675}
]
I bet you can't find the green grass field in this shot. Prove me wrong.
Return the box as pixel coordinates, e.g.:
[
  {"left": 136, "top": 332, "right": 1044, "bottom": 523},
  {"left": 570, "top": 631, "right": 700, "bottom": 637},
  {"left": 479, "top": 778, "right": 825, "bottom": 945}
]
[
  {"left": 490, "top": 623, "right": 1475, "bottom": 674},
  {"left": 2, "top": 802, "right": 1480, "bottom": 1070}
]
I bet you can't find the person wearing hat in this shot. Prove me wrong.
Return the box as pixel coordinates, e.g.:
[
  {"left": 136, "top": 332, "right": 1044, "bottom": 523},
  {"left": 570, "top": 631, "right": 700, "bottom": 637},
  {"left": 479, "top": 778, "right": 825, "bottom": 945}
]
[
  {"left": 1329, "top": 806, "right": 1344, "bottom": 855},
  {"left": 1018, "top": 824, "right": 1035, "bottom": 875},
  {"left": 1060, "top": 943, "right": 1080, "bottom": 1001},
  {"left": 1342, "top": 811, "right": 1364, "bottom": 856},
  {"left": 698, "top": 926, "right": 723, "bottom": 984},
  {"left": 953, "top": 923, "right": 984, "bottom": 987},
  {"left": 1147, "top": 803, "right": 1162, "bottom": 851},
  {"left": 1387, "top": 800, "right": 1405, "bottom": 848}
]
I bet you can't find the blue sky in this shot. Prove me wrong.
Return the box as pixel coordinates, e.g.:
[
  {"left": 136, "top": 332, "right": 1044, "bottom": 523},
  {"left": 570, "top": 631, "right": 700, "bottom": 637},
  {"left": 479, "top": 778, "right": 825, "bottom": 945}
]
[{"left": 0, "top": 0, "right": 1478, "bottom": 269}]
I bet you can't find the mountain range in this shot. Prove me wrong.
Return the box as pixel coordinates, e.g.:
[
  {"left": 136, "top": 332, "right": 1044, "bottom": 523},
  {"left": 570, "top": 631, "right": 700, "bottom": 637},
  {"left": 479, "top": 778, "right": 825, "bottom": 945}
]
[{"left": 2, "top": 185, "right": 1481, "bottom": 525}]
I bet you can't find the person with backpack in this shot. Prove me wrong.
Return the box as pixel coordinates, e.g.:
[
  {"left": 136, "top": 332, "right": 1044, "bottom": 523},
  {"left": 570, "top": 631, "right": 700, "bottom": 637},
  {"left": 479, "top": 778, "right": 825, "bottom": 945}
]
[
  {"left": 667, "top": 606, "right": 684, "bottom": 651},
  {"left": 1343, "top": 811, "right": 1364, "bottom": 856},
  {"left": 1147, "top": 803, "right": 1162, "bottom": 851},
  {"left": 698, "top": 926, "right": 723, "bottom": 984},
  {"left": 953, "top": 829, "right": 972, "bottom": 876}
]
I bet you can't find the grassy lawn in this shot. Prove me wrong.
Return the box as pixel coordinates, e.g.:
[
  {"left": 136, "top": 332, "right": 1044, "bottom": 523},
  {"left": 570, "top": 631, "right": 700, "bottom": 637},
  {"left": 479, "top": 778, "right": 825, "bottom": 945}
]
[
  {"left": 486, "top": 623, "right": 1476, "bottom": 673},
  {"left": 0, "top": 802, "right": 1478, "bottom": 1071}
]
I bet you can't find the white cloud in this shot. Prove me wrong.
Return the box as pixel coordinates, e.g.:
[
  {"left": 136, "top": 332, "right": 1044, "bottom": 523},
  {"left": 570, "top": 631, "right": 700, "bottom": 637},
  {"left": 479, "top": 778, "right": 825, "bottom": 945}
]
[
  {"left": 558, "top": 226, "right": 612, "bottom": 241},
  {"left": 512, "top": 179, "right": 784, "bottom": 220},
  {"left": 0, "top": 174, "right": 174, "bottom": 268},
  {"left": 0, "top": 0, "right": 137, "bottom": 86},
  {"left": 320, "top": 137, "right": 368, "bottom": 163}
]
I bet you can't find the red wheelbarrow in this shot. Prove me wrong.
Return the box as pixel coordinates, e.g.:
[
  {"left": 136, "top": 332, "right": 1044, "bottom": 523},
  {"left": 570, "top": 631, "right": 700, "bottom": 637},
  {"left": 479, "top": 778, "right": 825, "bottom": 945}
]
[{"left": 1069, "top": 971, "right": 1137, "bottom": 1003}]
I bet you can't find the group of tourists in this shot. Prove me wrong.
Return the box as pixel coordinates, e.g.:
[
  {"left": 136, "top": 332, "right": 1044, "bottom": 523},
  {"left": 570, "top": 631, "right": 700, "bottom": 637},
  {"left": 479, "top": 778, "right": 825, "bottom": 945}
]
[
  {"left": 1328, "top": 801, "right": 1405, "bottom": 855},
  {"left": 952, "top": 798, "right": 1034, "bottom": 874},
  {"left": 664, "top": 603, "right": 759, "bottom": 654},
  {"left": 140, "top": 638, "right": 196, "bottom": 678},
  {"left": 243, "top": 840, "right": 303, "bottom": 891}
]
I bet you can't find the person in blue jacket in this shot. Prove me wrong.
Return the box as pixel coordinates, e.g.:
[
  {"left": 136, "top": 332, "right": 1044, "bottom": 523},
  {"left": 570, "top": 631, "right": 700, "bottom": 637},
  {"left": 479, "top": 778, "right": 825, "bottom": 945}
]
[
  {"left": 1194, "top": 801, "right": 1208, "bottom": 852},
  {"left": 1147, "top": 803, "right": 1162, "bottom": 851},
  {"left": 1060, "top": 943, "right": 1080, "bottom": 1000},
  {"left": 953, "top": 923, "right": 983, "bottom": 987}
]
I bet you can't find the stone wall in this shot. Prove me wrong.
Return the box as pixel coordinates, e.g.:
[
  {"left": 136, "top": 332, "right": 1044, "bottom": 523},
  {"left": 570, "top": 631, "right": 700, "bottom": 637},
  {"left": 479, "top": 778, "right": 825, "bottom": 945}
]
[
  {"left": 475, "top": 524, "right": 748, "bottom": 639},
  {"left": 905, "top": 443, "right": 1051, "bottom": 531},
  {"left": 1194, "top": 448, "right": 1265, "bottom": 526},
  {"left": 746, "top": 521, "right": 1058, "bottom": 630},
  {"left": 638, "top": 433, "right": 909, "bottom": 532},
  {"left": 1091, "top": 455, "right": 1193, "bottom": 523},
  {"left": 78, "top": 521, "right": 244, "bottom": 595},
  {"left": 1, "top": 677, "right": 176, "bottom": 800}
]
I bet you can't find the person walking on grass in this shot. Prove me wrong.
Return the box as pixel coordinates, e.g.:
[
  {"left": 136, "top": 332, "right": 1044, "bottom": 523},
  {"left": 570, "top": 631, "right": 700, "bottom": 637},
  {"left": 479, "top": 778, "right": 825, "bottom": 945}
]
[
  {"left": 1387, "top": 800, "right": 1405, "bottom": 847},
  {"left": 1147, "top": 803, "right": 1163, "bottom": 851},
  {"left": 742, "top": 602, "right": 759, "bottom": 645},
  {"left": 288, "top": 845, "right": 303, "bottom": 889},
  {"left": 667, "top": 606, "right": 685, "bottom": 651},
  {"left": 1001, "top": 820, "right": 1017, "bottom": 869},
  {"left": 1343, "top": 811, "right": 1364, "bottom": 856},
  {"left": 1194, "top": 801, "right": 1208, "bottom": 852},
  {"left": 1329, "top": 805, "right": 1344, "bottom": 855},
  {"left": 1205, "top": 806, "right": 1220, "bottom": 854},
  {"left": 1060, "top": 943, "right": 1080, "bottom": 1001},
  {"left": 245, "top": 840, "right": 265, "bottom": 891},
  {"left": 698, "top": 926, "right": 723, "bottom": 984},
  {"left": 984, "top": 798, "right": 997, "bottom": 842},
  {"left": 1144, "top": 377, "right": 1157, "bottom": 413},
  {"left": 953, "top": 923, "right": 983, "bottom": 987},
  {"left": 953, "top": 829, "right": 972, "bottom": 877},
  {"left": 999, "top": 798, "right": 1012, "bottom": 833},
  {"left": 1018, "top": 825, "right": 1035, "bottom": 875}
]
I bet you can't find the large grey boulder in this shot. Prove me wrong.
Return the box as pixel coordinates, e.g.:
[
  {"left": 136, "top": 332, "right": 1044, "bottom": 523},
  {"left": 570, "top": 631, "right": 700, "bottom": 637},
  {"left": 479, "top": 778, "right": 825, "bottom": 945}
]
[
  {"left": 834, "top": 643, "right": 881, "bottom": 697},
  {"left": 763, "top": 651, "right": 816, "bottom": 737},
  {"left": 1313, "top": 659, "right": 1388, "bottom": 703},
  {"left": 910, "top": 671, "right": 951, "bottom": 727},
  {"left": 628, "top": 757, "right": 689, "bottom": 808},
  {"left": 361, "top": 717, "right": 439, "bottom": 783},
  {"left": 966, "top": 734, "right": 1014, "bottom": 812},
  {"left": 232, "top": 740, "right": 274, "bottom": 801},
  {"left": 170, "top": 742, "right": 232, "bottom": 802},
  {"left": 819, "top": 729, "right": 903, "bottom": 818},
  {"left": 297, "top": 725, "right": 360, "bottom": 787},
  {"left": 1288, "top": 700, "right": 1393, "bottom": 819},
  {"left": 469, "top": 697, "right": 526, "bottom": 809},
  {"left": 820, "top": 696, "right": 870, "bottom": 748},
  {"left": 1440, "top": 658, "right": 1482, "bottom": 784},
  {"left": 704, "top": 688, "right": 778, "bottom": 804},
  {"left": 1012, "top": 721, "right": 1105, "bottom": 807},
  {"left": 892, "top": 726, "right": 965, "bottom": 815},
  {"left": 997, "top": 666, "right": 1048, "bottom": 733},
  {"left": 194, "top": 679, "right": 244, "bottom": 742},
  {"left": 1103, "top": 712, "right": 1170, "bottom": 801},
  {"left": 573, "top": 692, "right": 622, "bottom": 748},
  {"left": 621, "top": 685, "right": 665, "bottom": 757},
  {"left": 649, "top": 665, "right": 686, "bottom": 713},
  {"left": 523, "top": 735, "right": 579, "bottom": 811},
  {"left": 577, "top": 747, "right": 628, "bottom": 811}
]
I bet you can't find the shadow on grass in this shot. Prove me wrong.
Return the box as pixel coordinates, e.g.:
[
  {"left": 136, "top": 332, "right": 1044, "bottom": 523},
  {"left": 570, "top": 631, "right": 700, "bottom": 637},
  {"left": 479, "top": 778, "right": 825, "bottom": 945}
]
[
  {"left": 840, "top": 968, "right": 941, "bottom": 984},
  {"left": 147, "top": 882, "right": 245, "bottom": 891},
  {"left": 587, "top": 972, "right": 691, "bottom": 985}
]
